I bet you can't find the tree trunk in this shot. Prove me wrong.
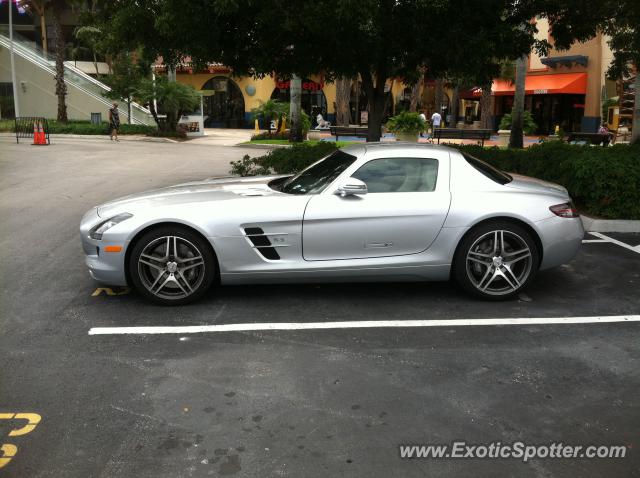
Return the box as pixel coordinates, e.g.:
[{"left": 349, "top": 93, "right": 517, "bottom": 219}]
[
  {"left": 434, "top": 78, "right": 444, "bottom": 121},
  {"left": 335, "top": 77, "right": 351, "bottom": 126},
  {"left": 127, "top": 94, "right": 132, "bottom": 124},
  {"left": 632, "top": 70, "right": 639, "bottom": 145},
  {"left": 409, "top": 69, "right": 424, "bottom": 112},
  {"left": 39, "top": 11, "right": 48, "bottom": 55},
  {"left": 509, "top": 55, "right": 527, "bottom": 148},
  {"left": 450, "top": 85, "right": 460, "bottom": 127},
  {"left": 93, "top": 52, "right": 99, "bottom": 77},
  {"left": 289, "top": 74, "right": 303, "bottom": 142},
  {"left": 480, "top": 82, "right": 493, "bottom": 130},
  {"left": 362, "top": 70, "right": 386, "bottom": 142},
  {"left": 52, "top": 4, "right": 67, "bottom": 122}
]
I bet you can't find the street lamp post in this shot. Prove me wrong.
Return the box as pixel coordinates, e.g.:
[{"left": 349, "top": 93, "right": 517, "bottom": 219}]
[{"left": 8, "top": 0, "right": 21, "bottom": 117}]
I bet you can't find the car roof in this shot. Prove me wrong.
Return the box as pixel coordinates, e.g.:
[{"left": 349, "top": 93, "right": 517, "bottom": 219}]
[{"left": 341, "top": 142, "right": 456, "bottom": 158}]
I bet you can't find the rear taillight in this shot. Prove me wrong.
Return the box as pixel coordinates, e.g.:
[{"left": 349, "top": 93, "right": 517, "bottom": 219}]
[{"left": 550, "top": 202, "right": 579, "bottom": 218}]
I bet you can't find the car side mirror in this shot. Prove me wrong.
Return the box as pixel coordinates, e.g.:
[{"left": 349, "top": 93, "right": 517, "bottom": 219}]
[{"left": 335, "top": 178, "right": 368, "bottom": 197}]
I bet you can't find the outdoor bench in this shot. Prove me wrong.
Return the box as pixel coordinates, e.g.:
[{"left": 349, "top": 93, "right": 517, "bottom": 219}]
[{"left": 432, "top": 128, "right": 492, "bottom": 146}]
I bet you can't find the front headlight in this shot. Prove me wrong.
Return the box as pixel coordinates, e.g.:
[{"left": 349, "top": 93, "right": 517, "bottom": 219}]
[{"left": 89, "top": 213, "right": 133, "bottom": 239}]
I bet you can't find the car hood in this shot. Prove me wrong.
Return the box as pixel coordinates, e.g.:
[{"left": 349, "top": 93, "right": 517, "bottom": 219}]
[
  {"left": 505, "top": 173, "right": 569, "bottom": 198},
  {"left": 97, "top": 175, "right": 289, "bottom": 217}
]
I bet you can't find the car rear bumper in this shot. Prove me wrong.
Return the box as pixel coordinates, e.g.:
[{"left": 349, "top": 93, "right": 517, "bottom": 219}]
[{"left": 536, "top": 215, "right": 584, "bottom": 270}]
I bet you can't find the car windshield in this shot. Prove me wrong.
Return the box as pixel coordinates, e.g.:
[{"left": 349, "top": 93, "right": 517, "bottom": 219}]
[
  {"left": 462, "top": 152, "right": 512, "bottom": 185},
  {"left": 280, "top": 150, "right": 358, "bottom": 195}
]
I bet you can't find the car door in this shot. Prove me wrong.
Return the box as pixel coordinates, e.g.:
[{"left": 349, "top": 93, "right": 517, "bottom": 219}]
[{"left": 302, "top": 154, "right": 451, "bottom": 261}]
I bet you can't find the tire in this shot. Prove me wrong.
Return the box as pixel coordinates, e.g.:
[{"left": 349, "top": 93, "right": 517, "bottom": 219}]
[
  {"left": 453, "top": 221, "right": 539, "bottom": 301},
  {"left": 129, "top": 226, "right": 216, "bottom": 305}
]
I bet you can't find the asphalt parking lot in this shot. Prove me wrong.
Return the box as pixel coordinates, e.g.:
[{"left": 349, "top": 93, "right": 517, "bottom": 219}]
[{"left": 1, "top": 137, "right": 639, "bottom": 477}]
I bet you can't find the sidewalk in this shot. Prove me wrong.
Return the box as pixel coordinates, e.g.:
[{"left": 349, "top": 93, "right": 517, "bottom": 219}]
[{"left": 0, "top": 128, "right": 254, "bottom": 146}]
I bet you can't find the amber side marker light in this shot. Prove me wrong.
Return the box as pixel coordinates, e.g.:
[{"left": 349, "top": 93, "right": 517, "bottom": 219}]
[{"left": 104, "top": 245, "right": 123, "bottom": 253}]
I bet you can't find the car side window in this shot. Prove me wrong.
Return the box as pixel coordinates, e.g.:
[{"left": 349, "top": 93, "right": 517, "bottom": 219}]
[{"left": 351, "top": 157, "right": 438, "bottom": 193}]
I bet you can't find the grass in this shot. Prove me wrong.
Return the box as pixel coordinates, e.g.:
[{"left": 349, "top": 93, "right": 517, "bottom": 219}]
[
  {"left": 244, "top": 139, "right": 355, "bottom": 148},
  {"left": 0, "top": 119, "right": 178, "bottom": 137}
]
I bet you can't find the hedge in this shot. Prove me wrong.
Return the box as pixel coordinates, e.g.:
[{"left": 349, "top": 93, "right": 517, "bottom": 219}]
[
  {"left": 449, "top": 142, "right": 640, "bottom": 220},
  {"left": 230, "top": 141, "right": 640, "bottom": 219},
  {"left": 230, "top": 142, "right": 337, "bottom": 176},
  {"left": 0, "top": 119, "right": 157, "bottom": 136}
]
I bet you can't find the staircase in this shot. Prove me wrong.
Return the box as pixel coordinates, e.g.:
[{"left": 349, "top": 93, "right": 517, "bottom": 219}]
[{"left": 0, "top": 32, "right": 154, "bottom": 125}]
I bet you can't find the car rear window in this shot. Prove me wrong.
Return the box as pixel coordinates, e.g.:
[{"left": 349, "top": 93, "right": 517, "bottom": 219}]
[{"left": 462, "top": 152, "right": 512, "bottom": 185}]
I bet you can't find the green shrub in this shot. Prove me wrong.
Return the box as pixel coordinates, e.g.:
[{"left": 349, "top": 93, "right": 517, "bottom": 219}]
[
  {"left": 251, "top": 131, "right": 290, "bottom": 141},
  {"left": 0, "top": 119, "right": 158, "bottom": 135},
  {"left": 386, "top": 111, "right": 426, "bottom": 134},
  {"left": 499, "top": 111, "right": 538, "bottom": 135},
  {"left": 450, "top": 142, "right": 640, "bottom": 219},
  {"left": 230, "top": 142, "right": 338, "bottom": 176}
]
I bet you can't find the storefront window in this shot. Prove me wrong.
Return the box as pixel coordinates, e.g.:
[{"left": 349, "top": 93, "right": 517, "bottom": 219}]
[{"left": 201, "top": 77, "right": 245, "bottom": 128}]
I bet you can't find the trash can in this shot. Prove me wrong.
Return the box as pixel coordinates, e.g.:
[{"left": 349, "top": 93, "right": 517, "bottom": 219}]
[{"left": 91, "top": 113, "right": 102, "bottom": 125}]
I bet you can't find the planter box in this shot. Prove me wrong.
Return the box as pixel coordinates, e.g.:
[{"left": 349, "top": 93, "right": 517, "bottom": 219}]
[{"left": 395, "top": 132, "right": 419, "bottom": 142}]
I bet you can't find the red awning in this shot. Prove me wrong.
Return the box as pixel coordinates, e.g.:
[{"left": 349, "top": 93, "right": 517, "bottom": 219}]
[{"left": 491, "top": 73, "right": 587, "bottom": 96}]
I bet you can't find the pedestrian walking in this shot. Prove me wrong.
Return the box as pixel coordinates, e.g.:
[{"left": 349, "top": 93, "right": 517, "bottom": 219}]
[
  {"left": 419, "top": 111, "right": 427, "bottom": 137},
  {"left": 430, "top": 110, "right": 442, "bottom": 130},
  {"left": 109, "top": 102, "right": 121, "bottom": 142}
]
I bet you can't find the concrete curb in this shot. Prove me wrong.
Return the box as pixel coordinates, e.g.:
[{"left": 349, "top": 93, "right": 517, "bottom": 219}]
[
  {"left": 236, "top": 143, "right": 292, "bottom": 150},
  {"left": 582, "top": 215, "right": 640, "bottom": 233},
  {"left": 0, "top": 132, "right": 176, "bottom": 143}
]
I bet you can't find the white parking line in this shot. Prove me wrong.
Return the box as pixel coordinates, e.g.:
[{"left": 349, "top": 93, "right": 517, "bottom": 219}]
[
  {"left": 588, "top": 232, "right": 640, "bottom": 254},
  {"left": 88, "top": 315, "right": 640, "bottom": 335}
]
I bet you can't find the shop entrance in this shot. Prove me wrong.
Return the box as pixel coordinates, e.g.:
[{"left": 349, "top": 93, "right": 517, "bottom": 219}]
[
  {"left": 270, "top": 79, "right": 328, "bottom": 127},
  {"left": 201, "top": 77, "right": 246, "bottom": 128}
]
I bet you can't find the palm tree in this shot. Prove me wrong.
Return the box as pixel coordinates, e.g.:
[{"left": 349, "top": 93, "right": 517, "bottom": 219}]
[
  {"left": 509, "top": 55, "right": 527, "bottom": 148},
  {"left": 251, "top": 99, "right": 287, "bottom": 136},
  {"left": 51, "top": 0, "right": 68, "bottom": 122},
  {"left": 408, "top": 67, "right": 426, "bottom": 112},
  {"left": 74, "top": 26, "right": 102, "bottom": 77}
]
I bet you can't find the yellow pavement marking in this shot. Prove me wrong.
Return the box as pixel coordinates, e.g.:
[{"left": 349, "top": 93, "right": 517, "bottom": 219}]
[
  {"left": 0, "top": 444, "right": 18, "bottom": 469},
  {"left": 8, "top": 413, "right": 42, "bottom": 437},
  {"left": 92, "top": 287, "right": 130, "bottom": 297},
  {"left": 0, "top": 413, "right": 42, "bottom": 470}
]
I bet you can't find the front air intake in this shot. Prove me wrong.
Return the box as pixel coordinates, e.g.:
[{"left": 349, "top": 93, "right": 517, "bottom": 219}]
[{"left": 244, "top": 227, "right": 280, "bottom": 260}]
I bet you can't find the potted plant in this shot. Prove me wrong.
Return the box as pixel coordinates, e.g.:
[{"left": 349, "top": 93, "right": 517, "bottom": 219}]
[
  {"left": 386, "top": 111, "right": 426, "bottom": 142},
  {"left": 497, "top": 111, "right": 538, "bottom": 147}
]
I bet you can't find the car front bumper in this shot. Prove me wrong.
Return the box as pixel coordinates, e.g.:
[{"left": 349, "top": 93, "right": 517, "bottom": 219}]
[{"left": 80, "top": 207, "right": 128, "bottom": 286}]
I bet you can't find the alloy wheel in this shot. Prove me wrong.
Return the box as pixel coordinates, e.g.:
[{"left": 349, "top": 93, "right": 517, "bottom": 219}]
[
  {"left": 137, "top": 235, "right": 206, "bottom": 300},
  {"left": 465, "top": 230, "right": 533, "bottom": 296}
]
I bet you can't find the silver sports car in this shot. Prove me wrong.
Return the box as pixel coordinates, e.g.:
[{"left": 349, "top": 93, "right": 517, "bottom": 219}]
[{"left": 80, "top": 143, "right": 583, "bottom": 305}]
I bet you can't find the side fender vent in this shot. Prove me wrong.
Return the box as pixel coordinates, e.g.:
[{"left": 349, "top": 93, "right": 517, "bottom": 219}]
[{"left": 244, "top": 227, "right": 280, "bottom": 260}]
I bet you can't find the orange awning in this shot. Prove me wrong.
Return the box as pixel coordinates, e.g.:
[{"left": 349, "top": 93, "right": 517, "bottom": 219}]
[{"left": 492, "top": 73, "right": 587, "bottom": 96}]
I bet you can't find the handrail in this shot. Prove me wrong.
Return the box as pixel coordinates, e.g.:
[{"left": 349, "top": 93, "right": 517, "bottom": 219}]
[{"left": 0, "top": 32, "right": 153, "bottom": 124}]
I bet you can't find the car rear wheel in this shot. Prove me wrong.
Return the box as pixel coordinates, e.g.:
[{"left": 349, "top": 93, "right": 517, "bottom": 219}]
[
  {"left": 129, "top": 227, "right": 216, "bottom": 305},
  {"left": 453, "top": 222, "right": 539, "bottom": 300}
]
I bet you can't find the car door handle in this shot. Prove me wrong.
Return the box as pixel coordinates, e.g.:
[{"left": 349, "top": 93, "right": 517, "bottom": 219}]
[{"left": 365, "top": 242, "right": 393, "bottom": 248}]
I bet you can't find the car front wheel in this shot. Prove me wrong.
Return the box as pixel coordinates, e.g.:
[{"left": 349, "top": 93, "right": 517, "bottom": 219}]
[
  {"left": 129, "top": 227, "right": 216, "bottom": 305},
  {"left": 454, "top": 222, "right": 539, "bottom": 300}
]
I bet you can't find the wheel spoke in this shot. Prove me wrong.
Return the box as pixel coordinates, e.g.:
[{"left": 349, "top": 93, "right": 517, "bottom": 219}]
[
  {"left": 170, "top": 274, "right": 188, "bottom": 296},
  {"left": 176, "top": 271, "right": 194, "bottom": 293},
  {"left": 179, "top": 255, "right": 203, "bottom": 264},
  {"left": 139, "top": 258, "right": 164, "bottom": 271},
  {"left": 181, "top": 260, "right": 205, "bottom": 272},
  {"left": 477, "top": 266, "right": 496, "bottom": 291},
  {"left": 504, "top": 248, "right": 531, "bottom": 265},
  {"left": 150, "top": 272, "right": 170, "bottom": 295},
  {"left": 498, "top": 265, "right": 520, "bottom": 291},
  {"left": 173, "top": 236, "right": 179, "bottom": 260}
]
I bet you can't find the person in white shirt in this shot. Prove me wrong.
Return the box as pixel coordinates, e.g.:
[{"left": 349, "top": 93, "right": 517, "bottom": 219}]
[{"left": 431, "top": 111, "right": 442, "bottom": 129}]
